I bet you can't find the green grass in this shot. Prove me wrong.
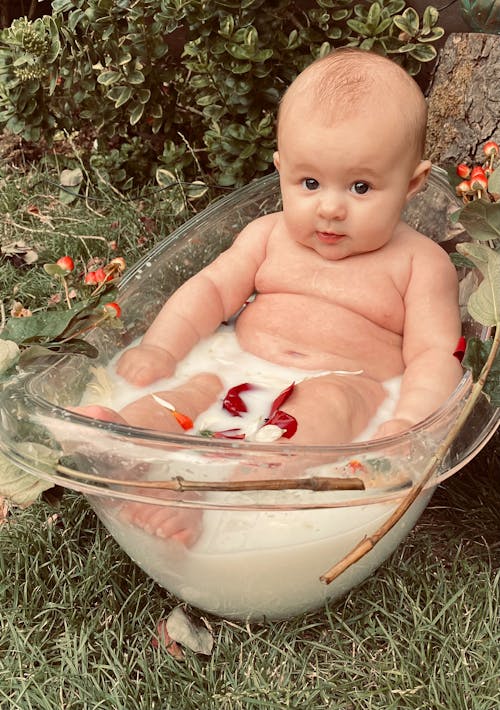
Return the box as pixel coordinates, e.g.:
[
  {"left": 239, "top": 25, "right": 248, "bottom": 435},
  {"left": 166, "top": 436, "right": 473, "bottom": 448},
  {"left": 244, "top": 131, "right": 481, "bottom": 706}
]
[
  {"left": 0, "top": 441, "right": 498, "bottom": 710},
  {"left": 1, "top": 155, "right": 499, "bottom": 710}
]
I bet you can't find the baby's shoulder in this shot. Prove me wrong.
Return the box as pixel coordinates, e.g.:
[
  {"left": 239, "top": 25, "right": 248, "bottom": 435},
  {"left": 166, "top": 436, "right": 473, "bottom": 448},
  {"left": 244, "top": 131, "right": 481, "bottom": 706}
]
[
  {"left": 238, "top": 211, "right": 281, "bottom": 240},
  {"left": 394, "top": 222, "right": 450, "bottom": 260}
]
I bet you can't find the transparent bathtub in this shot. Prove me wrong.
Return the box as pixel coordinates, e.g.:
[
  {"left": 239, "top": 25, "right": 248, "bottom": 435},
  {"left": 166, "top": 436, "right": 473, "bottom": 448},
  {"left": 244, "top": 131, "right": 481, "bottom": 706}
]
[{"left": 0, "top": 168, "right": 498, "bottom": 620}]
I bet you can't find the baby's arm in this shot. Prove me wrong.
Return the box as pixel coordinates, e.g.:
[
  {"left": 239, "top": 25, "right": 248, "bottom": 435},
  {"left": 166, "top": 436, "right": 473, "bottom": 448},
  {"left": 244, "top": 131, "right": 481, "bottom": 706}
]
[
  {"left": 376, "top": 240, "right": 463, "bottom": 438},
  {"left": 117, "top": 213, "right": 276, "bottom": 385}
]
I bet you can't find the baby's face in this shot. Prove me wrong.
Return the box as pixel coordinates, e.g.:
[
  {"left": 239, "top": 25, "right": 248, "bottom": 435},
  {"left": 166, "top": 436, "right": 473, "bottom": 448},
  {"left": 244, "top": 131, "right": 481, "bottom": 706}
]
[{"left": 274, "top": 104, "right": 428, "bottom": 261}]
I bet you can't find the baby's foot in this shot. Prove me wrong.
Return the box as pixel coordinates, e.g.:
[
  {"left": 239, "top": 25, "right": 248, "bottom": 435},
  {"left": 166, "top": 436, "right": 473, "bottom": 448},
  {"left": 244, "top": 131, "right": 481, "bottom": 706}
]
[
  {"left": 69, "top": 397, "right": 207, "bottom": 547},
  {"left": 118, "top": 493, "right": 202, "bottom": 546}
]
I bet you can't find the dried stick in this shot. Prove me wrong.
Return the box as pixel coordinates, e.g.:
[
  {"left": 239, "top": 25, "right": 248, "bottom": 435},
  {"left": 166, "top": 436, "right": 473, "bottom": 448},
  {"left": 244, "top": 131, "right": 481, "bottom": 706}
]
[
  {"left": 320, "top": 327, "right": 499, "bottom": 584},
  {"left": 55, "top": 463, "right": 365, "bottom": 492}
]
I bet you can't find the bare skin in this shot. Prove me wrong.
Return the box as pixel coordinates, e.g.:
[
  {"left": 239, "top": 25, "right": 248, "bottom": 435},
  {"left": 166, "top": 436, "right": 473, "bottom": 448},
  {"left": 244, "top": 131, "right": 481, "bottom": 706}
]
[{"left": 75, "top": 50, "right": 463, "bottom": 545}]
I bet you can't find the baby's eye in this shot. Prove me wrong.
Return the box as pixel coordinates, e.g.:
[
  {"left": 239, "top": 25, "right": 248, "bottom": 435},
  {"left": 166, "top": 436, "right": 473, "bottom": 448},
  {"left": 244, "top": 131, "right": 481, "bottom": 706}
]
[
  {"left": 302, "top": 178, "right": 319, "bottom": 191},
  {"left": 351, "top": 181, "right": 370, "bottom": 195}
]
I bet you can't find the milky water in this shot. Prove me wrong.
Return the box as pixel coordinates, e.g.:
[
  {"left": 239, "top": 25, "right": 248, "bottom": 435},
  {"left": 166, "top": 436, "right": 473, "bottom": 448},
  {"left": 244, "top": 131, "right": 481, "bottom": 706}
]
[
  {"left": 84, "top": 324, "right": 402, "bottom": 441},
  {"left": 82, "top": 326, "right": 434, "bottom": 619}
]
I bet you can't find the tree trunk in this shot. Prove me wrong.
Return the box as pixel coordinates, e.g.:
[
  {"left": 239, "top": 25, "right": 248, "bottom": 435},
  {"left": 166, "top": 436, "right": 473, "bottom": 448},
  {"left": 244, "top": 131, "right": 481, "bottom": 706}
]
[{"left": 425, "top": 32, "right": 500, "bottom": 167}]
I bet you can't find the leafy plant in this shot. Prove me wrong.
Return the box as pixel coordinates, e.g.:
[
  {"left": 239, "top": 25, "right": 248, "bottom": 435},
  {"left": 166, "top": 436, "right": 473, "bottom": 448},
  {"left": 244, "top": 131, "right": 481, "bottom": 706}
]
[
  {"left": 0, "top": 0, "right": 444, "bottom": 188},
  {"left": 0, "top": 254, "right": 125, "bottom": 373},
  {"left": 448, "top": 141, "right": 500, "bottom": 405}
]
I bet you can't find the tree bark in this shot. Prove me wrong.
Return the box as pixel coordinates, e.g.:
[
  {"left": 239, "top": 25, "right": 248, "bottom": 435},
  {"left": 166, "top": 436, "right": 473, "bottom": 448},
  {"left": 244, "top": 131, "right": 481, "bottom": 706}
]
[{"left": 425, "top": 32, "right": 500, "bottom": 166}]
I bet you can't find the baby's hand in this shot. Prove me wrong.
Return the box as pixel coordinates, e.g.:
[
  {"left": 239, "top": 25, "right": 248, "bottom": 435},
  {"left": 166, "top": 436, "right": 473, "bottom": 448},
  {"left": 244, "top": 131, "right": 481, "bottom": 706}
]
[
  {"left": 116, "top": 344, "right": 176, "bottom": 386},
  {"left": 373, "top": 417, "right": 415, "bottom": 439}
]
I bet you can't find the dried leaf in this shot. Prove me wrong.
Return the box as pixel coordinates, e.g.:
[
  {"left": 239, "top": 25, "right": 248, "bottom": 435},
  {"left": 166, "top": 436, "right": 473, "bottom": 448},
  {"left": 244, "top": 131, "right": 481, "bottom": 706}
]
[
  {"left": 166, "top": 606, "right": 214, "bottom": 656},
  {"left": 0, "top": 445, "right": 56, "bottom": 507},
  {"left": 152, "top": 619, "right": 184, "bottom": 659},
  {"left": 0, "top": 339, "right": 20, "bottom": 375}
]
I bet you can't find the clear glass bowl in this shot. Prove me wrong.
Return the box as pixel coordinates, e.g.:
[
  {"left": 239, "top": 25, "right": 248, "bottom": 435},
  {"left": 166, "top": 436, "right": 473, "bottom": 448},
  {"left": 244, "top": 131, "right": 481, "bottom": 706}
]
[{"left": 0, "top": 168, "right": 498, "bottom": 620}]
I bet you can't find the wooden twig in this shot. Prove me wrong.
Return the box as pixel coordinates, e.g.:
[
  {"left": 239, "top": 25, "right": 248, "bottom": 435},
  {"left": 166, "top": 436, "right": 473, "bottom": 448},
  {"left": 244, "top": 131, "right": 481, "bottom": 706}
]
[
  {"left": 55, "top": 463, "right": 365, "bottom": 492},
  {"left": 320, "top": 327, "right": 499, "bottom": 584}
]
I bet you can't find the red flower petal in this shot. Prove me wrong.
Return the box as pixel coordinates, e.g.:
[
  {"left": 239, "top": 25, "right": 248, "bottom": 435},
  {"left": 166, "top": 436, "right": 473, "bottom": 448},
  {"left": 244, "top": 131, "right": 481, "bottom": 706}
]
[
  {"left": 269, "top": 382, "right": 295, "bottom": 418},
  {"left": 222, "top": 383, "right": 253, "bottom": 416},
  {"left": 212, "top": 429, "right": 246, "bottom": 439},
  {"left": 453, "top": 336, "right": 466, "bottom": 362},
  {"left": 265, "top": 410, "right": 297, "bottom": 439}
]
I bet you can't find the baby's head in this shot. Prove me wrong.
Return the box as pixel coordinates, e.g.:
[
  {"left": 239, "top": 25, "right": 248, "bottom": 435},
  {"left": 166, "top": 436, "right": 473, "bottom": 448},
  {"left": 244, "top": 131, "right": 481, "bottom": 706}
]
[
  {"left": 273, "top": 49, "right": 432, "bottom": 260},
  {"left": 277, "top": 48, "right": 428, "bottom": 166}
]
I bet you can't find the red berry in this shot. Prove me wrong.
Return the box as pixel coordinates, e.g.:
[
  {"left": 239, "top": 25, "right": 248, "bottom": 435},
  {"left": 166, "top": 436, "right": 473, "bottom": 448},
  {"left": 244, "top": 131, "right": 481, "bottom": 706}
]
[
  {"left": 93, "top": 267, "right": 109, "bottom": 283},
  {"left": 470, "top": 174, "right": 488, "bottom": 191},
  {"left": 56, "top": 256, "right": 74, "bottom": 272},
  {"left": 470, "top": 165, "right": 486, "bottom": 179},
  {"left": 455, "top": 180, "right": 471, "bottom": 195},
  {"left": 84, "top": 271, "right": 98, "bottom": 285},
  {"left": 103, "top": 302, "right": 121, "bottom": 318},
  {"left": 456, "top": 163, "right": 470, "bottom": 179},
  {"left": 483, "top": 140, "right": 499, "bottom": 157}
]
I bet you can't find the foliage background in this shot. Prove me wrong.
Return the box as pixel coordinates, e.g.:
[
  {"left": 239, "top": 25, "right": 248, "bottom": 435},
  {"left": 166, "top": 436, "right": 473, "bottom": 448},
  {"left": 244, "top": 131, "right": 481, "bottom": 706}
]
[{"left": 0, "top": 0, "right": 443, "bottom": 189}]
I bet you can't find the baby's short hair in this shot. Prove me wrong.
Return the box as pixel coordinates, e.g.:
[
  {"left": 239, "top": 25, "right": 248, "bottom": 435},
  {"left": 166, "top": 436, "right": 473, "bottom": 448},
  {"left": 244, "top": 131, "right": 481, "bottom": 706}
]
[{"left": 278, "top": 48, "right": 428, "bottom": 159}]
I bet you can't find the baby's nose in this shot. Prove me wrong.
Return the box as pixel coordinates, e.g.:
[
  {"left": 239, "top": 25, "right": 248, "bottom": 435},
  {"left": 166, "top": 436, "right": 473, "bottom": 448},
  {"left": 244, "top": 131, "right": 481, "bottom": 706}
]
[{"left": 318, "top": 192, "right": 346, "bottom": 220}]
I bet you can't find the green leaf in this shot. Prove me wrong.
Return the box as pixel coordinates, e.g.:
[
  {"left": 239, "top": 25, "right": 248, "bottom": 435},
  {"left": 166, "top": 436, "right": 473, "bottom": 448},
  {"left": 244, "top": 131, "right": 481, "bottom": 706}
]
[
  {"left": 97, "top": 70, "right": 121, "bottom": 86},
  {"left": 0, "top": 445, "right": 57, "bottom": 507},
  {"left": 129, "top": 102, "right": 144, "bottom": 125},
  {"left": 456, "top": 243, "right": 500, "bottom": 326},
  {"left": 126, "top": 69, "right": 145, "bottom": 85},
  {"left": 0, "top": 303, "right": 90, "bottom": 345},
  {"left": 401, "top": 7, "right": 420, "bottom": 32},
  {"left": 108, "top": 85, "right": 132, "bottom": 108},
  {"left": 155, "top": 168, "right": 176, "bottom": 188},
  {"left": 367, "top": 2, "right": 381, "bottom": 30},
  {"left": 462, "top": 337, "right": 500, "bottom": 405},
  {"left": 487, "top": 166, "right": 500, "bottom": 195},
  {"left": 423, "top": 5, "right": 439, "bottom": 30},
  {"left": 347, "top": 19, "right": 370, "bottom": 36},
  {"left": 457, "top": 200, "right": 500, "bottom": 241},
  {"left": 408, "top": 43, "right": 436, "bottom": 62}
]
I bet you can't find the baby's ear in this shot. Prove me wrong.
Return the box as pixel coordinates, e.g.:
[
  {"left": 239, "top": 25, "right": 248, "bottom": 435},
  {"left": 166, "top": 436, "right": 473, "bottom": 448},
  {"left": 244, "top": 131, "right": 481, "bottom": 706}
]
[
  {"left": 406, "top": 160, "right": 432, "bottom": 201},
  {"left": 273, "top": 151, "right": 280, "bottom": 172}
]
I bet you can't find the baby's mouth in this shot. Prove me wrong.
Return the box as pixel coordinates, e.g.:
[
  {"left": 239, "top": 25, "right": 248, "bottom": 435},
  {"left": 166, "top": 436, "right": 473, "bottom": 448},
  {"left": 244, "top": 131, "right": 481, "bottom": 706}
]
[{"left": 316, "top": 231, "right": 345, "bottom": 244}]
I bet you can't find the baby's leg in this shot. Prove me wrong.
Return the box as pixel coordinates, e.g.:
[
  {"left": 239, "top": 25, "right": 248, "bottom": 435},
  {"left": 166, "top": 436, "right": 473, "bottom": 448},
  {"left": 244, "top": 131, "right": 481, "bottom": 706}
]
[
  {"left": 72, "top": 373, "right": 222, "bottom": 546},
  {"left": 75, "top": 372, "right": 222, "bottom": 434},
  {"left": 283, "top": 373, "right": 386, "bottom": 445}
]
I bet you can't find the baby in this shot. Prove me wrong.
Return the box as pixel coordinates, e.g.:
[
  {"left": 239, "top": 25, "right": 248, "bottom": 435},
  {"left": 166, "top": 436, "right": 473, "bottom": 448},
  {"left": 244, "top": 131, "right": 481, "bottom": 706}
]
[{"left": 77, "top": 48, "right": 463, "bottom": 543}]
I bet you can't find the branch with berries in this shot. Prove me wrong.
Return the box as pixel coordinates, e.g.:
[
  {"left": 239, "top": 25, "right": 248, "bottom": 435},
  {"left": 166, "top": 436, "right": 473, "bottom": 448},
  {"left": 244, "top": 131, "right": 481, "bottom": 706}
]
[{"left": 0, "top": 255, "right": 126, "bottom": 376}]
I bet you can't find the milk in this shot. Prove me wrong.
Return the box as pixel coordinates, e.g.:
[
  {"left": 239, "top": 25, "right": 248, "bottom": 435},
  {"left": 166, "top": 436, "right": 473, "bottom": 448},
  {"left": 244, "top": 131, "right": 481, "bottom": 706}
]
[
  {"left": 83, "top": 324, "right": 402, "bottom": 441},
  {"left": 81, "top": 326, "right": 431, "bottom": 620}
]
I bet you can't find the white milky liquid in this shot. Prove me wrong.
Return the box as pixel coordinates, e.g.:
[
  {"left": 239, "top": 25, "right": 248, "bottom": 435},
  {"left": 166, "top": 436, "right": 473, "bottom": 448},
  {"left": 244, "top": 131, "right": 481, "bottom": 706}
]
[
  {"left": 84, "top": 324, "right": 402, "bottom": 441},
  {"left": 82, "top": 326, "right": 434, "bottom": 620}
]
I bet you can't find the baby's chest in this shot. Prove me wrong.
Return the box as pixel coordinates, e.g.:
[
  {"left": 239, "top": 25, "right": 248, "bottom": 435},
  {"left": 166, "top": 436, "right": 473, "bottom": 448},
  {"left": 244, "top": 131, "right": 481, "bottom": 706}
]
[{"left": 255, "top": 253, "right": 405, "bottom": 329}]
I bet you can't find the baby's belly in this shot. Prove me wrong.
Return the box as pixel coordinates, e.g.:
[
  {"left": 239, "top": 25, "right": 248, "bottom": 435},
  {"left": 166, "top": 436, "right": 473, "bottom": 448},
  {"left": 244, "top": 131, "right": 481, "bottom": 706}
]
[{"left": 235, "top": 295, "right": 404, "bottom": 381}]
